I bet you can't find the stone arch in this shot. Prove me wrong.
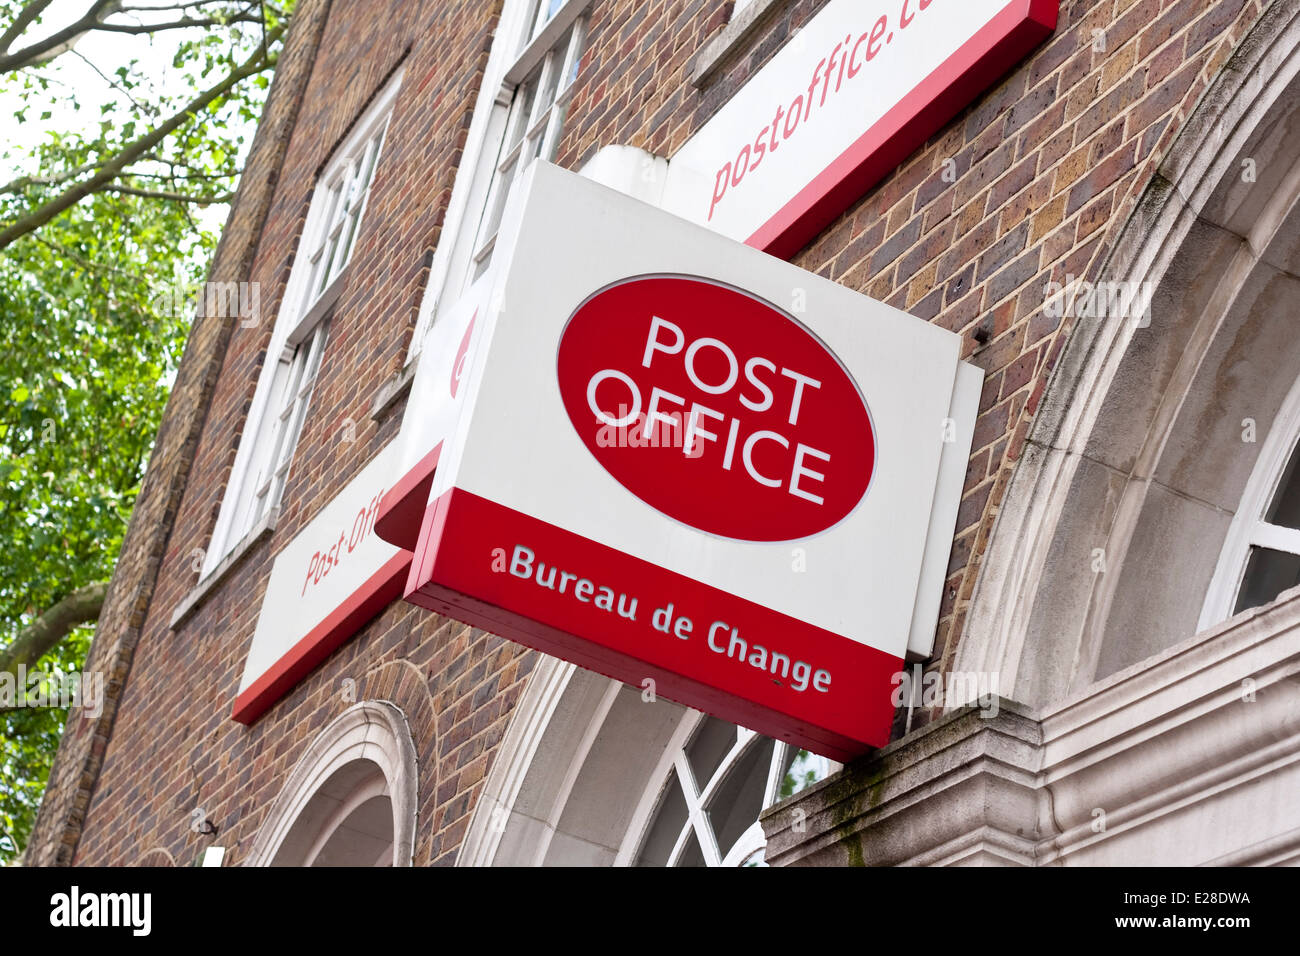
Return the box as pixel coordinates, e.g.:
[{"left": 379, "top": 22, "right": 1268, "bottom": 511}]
[
  {"left": 957, "top": 1, "right": 1300, "bottom": 707},
  {"left": 355, "top": 657, "right": 439, "bottom": 864},
  {"left": 135, "top": 847, "right": 177, "bottom": 867},
  {"left": 456, "top": 655, "right": 825, "bottom": 866},
  {"left": 457, "top": 658, "right": 697, "bottom": 865},
  {"left": 243, "top": 699, "right": 419, "bottom": 866}
]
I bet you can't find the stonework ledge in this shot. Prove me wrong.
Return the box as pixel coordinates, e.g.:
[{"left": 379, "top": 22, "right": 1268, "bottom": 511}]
[{"left": 761, "top": 593, "right": 1300, "bottom": 866}]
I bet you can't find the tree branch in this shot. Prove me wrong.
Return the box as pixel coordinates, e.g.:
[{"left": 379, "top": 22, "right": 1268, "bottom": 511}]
[
  {"left": 71, "top": 46, "right": 154, "bottom": 116},
  {"left": 120, "top": 0, "right": 253, "bottom": 11},
  {"left": 0, "top": 0, "right": 58, "bottom": 54},
  {"left": 0, "top": 581, "right": 107, "bottom": 678},
  {"left": 0, "top": 161, "right": 100, "bottom": 195},
  {"left": 94, "top": 13, "right": 262, "bottom": 35},
  {"left": 0, "top": 0, "right": 121, "bottom": 73},
  {"left": 0, "top": 0, "right": 263, "bottom": 72},
  {"left": 0, "top": 22, "right": 282, "bottom": 251},
  {"left": 104, "top": 183, "right": 233, "bottom": 203}
]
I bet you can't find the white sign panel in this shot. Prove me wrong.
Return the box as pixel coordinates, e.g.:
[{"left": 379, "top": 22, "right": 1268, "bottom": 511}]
[
  {"left": 662, "top": 0, "right": 1055, "bottom": 254},
  {"left": 406, "top": 162, "right": 981, "bottom": 757}
]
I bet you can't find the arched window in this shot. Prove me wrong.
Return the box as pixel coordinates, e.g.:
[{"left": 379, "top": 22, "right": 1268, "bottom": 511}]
[
  {"left": 953, "top": 1, "right": 1300, "bottom": 702},
  {"left": 620, "top": 711, "right": 836, "bottom": 867},
  {"left": 245, "top": 701, "right": 418, "bottom": 867},
  {"left": 276, "top": 762, "right": 395, "bottom": 867},
  {"left": 1202, "top": 376, "right": 1300, "bottom": 629},
  {"left": 459, "top": 661, "right": 836, "bottom": 866}
]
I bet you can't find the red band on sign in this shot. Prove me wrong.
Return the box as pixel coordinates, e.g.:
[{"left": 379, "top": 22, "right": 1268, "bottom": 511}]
[
  {"left": 405, "top": 487, "right": 901, "bottom": 759},
  {"left": 374, "top": 442, "right": 442, "bottom": 552}
]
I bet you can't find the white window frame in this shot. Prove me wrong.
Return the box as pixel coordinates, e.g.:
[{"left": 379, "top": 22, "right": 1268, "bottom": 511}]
[
  {"left": 202, "top": 70, "right": 403, "bottom": 577},
  {"left": 1200, "top": 374, "right": 1300, "bottom": 630},
  {"left": 613, "top": 708, "right": 839, "bottom": 867},
  {"left": 407, "top": 0, "right": 589, "bottom": 362}
]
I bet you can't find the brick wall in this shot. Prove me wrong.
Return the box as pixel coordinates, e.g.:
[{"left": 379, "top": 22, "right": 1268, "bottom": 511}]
[{"left": 29, "top": 0, "right": 1271, "bottom": 865}]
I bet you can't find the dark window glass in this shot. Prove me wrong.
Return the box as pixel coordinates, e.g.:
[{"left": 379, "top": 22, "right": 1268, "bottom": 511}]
[
  {"left": 1265, "top": 442, "right": 1300, "bottom": 530},
  {"left": 705, "top": 737, "right": 773, "bottom": 860},
  {"left": 676, "top": 831, "right": 706, "bottom": 868},
  {"left": 686, "top": 716, "right": 735, "bottom": 789},
  {"left": 635, "top": 777, "right": 688, "bottom": 867},
  {"left": 1234, "top": 546, "right": 1300, "bottom": 615}
]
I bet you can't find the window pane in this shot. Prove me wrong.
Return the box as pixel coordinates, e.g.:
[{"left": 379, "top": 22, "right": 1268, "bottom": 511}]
[
  {"left": 686, "top": 716, "right": 735, "bottom": 788},
  {"left": 313, "top": 183, "right": 345, "bottom": 295},
  {"left": 269, "top": 324, "right": 328, "bottom": 517},
  {"left": 317, "top": 182, "right": 344, "bottom": 251},
  {"left": 566, "top": 46, "right": 581, "bottom": 87},
  {"left": 319, "top": 229, "right": 344, "bottom": 295},
  {"left": 529, "top": 0, "right": 564, "bottom": 42},
  {"left": 232, "top": 350, "right": 294, "bottom": 536},
  {"left": 519, "top": 0, "right": 542, "bottom": 48},
  {"left": 634, "top": 776, "right": 688, "bottom": 867},
  {"left": 559, "top": 23, "right": 584, "bottom": 90},
  {"left": 1234, "top": 546, "right": 1300, "bottom": 615},
  {"left": 1265, "top": 443, "right": 1300, "bottom": 530},
  {"left": 479, "top": 156, "right": 518, "bottom": 250},
  {"left": 358, "top": 130, "right": 384, "bottom": 194},
  {"left": 338, "top": 137, "right": 383, "bottom": 266},
  {"left": 675, "top": 831, "right": 706, "bottom": 868},
  {"left": 537, "top": 54, "right": 561, "bottom": 114},
  {"left": 542, "top": 99, "right": 569, "bottom": 159},
  {"left": 705, "top": 736, "right": 773, "bottom": 860},
  {"left": 778, "top": 748, "right": 834, "bottom": 801},
  {"left": 306, "top": 252, "right": 326, "bottom": 304},
  {"left": 508, "top": 82, "right": 537, "bottom": 151}
]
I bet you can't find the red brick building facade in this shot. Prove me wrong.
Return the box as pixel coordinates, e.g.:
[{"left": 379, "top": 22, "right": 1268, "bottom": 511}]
[{"left": 28, "top": 0, "right": 1300, "bottom": 866}]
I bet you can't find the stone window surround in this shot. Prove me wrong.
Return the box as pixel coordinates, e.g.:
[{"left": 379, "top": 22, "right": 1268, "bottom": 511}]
[
  {"left": 243, "top": 700, "right": 419, "bottom": 867},
  {"left": 751, "top": 2, "right": 1300, "bottom": 867},
  {"left": 690, "top": 0, "right": 795, "bottom": 88},
  {"left": 953, "top": 0, "right": 1300, "bottom": 707}
]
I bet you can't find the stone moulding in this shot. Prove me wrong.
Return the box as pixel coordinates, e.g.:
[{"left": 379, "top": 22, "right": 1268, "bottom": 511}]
[{"left": 760, "top": 590, "right": 1300, "bottom": 866}]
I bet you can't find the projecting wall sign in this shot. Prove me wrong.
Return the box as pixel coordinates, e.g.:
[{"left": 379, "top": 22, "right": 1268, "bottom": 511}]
[
  {"left": 232, "top": 0, "right": 1053, "bottom": 734},
  {"left": 662, "top": 0, "right": 1059, "bottom": 257},
  {"left": 403, "top": 163, "right": 980, "bottom": 759}
]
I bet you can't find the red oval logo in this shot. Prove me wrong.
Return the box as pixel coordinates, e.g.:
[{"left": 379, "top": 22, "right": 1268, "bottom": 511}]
[{"left": 556, "top": 275, "right": 875, "bottom": 542}]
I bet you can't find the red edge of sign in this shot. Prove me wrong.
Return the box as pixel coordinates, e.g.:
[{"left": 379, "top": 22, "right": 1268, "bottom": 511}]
[
  {"left": 230, "top": 550, "right": 412, "bottom": 725},
  {"left": 374, "top": 442, "right": 442, "bottom": 551},
  {"left": 230, "top": 0, "right": 1057, "bottom": 727},
  {"left": 748, "top": 0, "right": 1060, "bottom": 259},
  {"left": 404, "top": 488, "right": 902, "bottom": 761}
]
